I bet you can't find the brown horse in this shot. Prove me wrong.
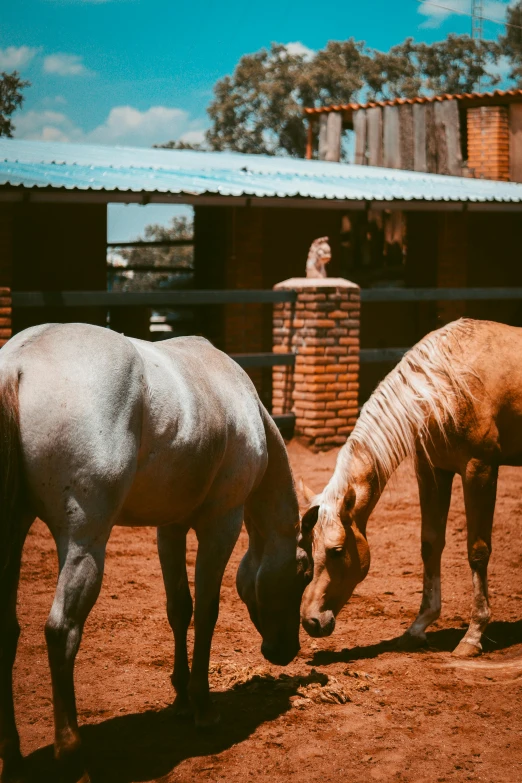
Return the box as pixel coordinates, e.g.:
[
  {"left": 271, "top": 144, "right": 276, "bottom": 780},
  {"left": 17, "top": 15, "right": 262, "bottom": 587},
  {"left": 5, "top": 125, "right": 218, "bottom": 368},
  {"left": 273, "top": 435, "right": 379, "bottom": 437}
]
[{"left": 300, "top": 318, "right": 522, "bottom": 659}]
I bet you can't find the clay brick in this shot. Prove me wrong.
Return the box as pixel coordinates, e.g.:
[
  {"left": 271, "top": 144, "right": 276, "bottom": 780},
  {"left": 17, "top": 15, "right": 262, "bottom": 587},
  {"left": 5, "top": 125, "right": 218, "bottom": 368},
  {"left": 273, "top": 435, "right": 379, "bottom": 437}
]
[
  {"left": 325, "top": 400, "right": 346, "bottom": 410},
  {"left": 328, "top": 417, "right": 349, "bottom": 427},
  {"left": 297, "top": 399, "right": 325, "bottom": 411},
  {"left": 339, "top": 337, "right": 359, "bottom": 346},
  {"left": 325, "top": 346, "right": 348, "bottom": 355},
  {"left": 303, "top": 410, "right": 329, "bottom": 421}
]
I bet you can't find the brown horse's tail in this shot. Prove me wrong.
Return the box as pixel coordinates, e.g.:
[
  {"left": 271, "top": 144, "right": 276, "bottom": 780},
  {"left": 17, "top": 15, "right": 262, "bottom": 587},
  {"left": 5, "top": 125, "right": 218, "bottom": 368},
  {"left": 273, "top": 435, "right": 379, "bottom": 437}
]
[{"left": 0, "top": 373, "right": 23, "bottom": 578}]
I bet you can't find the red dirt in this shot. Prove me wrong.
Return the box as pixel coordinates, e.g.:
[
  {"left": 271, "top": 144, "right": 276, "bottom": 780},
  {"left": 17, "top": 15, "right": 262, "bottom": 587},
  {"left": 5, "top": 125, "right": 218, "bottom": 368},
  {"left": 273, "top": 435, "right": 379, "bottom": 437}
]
[{"left": 9, "top": 440, "right": 522, "bottom": 783}]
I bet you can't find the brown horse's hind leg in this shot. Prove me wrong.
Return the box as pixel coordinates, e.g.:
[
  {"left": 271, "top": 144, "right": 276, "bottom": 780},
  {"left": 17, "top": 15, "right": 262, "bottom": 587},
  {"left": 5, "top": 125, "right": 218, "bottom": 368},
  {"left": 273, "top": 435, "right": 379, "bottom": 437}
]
[
  {"left": 45, "top": 536, "right": 107, "bottom": 783},
  {"left": 403, "top": 459, "right": 453, "bottom": 647},
  {"left": 0, "top": 522, "right": 30, "bottom": 783},
  {"left": 453, "top": 459, "right": 497, "bottom": 658},
  {"left": 157, "top": 524, "right": 193, "bottom": 715}
]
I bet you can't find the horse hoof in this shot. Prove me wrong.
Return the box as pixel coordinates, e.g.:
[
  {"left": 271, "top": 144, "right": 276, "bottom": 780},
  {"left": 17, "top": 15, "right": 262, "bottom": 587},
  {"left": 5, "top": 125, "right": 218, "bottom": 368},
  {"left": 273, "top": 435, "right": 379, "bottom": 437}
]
[
  {"left": 169, "top": 696, "right": 193, "bottom": 719},
  {"left": 1, "top": 754, "right": 25, "bottom": 783},
  {"left": 452, "top": 641, "right": 482, "bottom": 658},
  {"left": 195, "top": 706, "right": 221, "bottom": 729},
  {"left": 397, "top": 631, "right": 427, "bottom": 651}
]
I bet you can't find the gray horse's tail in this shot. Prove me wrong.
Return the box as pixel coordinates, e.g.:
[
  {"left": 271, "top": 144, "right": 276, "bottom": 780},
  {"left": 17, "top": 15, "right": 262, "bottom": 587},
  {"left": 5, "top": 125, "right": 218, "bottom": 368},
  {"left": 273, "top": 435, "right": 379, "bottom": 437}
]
[{"left": 0, "top": 373, "right": 22, "bottom": 576}]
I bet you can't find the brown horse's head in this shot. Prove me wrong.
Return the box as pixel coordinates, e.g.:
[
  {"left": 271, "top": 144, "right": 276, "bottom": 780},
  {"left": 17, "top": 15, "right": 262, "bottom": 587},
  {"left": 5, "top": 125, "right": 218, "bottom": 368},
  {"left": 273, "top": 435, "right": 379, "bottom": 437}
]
[
  {"left": 237, "top": 531, "right": 312, "bottom": 665},
  {"left": 299, "top": 484, "right": 371, "bottom": 638}
]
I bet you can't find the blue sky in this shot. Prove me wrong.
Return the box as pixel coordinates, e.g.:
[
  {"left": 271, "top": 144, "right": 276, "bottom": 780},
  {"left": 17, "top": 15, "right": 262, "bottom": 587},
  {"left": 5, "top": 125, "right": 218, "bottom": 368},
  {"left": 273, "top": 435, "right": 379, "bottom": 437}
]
[{"left": 2, "top": 0, "right": 515, "bottom": 238}]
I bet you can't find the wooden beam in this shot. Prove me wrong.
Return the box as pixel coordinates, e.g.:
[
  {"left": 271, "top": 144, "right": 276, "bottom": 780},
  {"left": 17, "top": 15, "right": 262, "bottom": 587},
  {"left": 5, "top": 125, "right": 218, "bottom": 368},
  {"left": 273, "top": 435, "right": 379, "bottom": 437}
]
[
  {"left": 353, "top": 109, "right": 367, "bottom": 165},
  {"left": 367, "top": 107, "right": 383, "bottom": 167},
  {"left": 12, "top": 289, "right": 298, "bottom": 307},
  {"left": 306, "top": 119, "right": 314, "bottom": 160},
  {"left": 325, "top": 112, "right": 343, "bottom": 162},
  {"left": 399, "top": 104, "right": 414, "bottom": 171},
  {"left": 442, "top": 100, "right": 463, "bottom": 176},
  {"left": 412, "top": 103, "right": 427, "bottom": 172},
  {"left": 360, "top": 287, "right": 522, "bottom": 302},
  {"left": 383, "top": 105, "right": 401, "bottom": 169},
  {"left": 318, "top": 114, "right": 329, "bottom": 160}
]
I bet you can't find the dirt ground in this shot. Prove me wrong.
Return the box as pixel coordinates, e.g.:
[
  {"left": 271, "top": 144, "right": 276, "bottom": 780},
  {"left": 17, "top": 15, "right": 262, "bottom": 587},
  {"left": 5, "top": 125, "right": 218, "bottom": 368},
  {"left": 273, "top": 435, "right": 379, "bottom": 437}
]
[{"left": 8, "top": 440, "right": 522, "bottom": 783}]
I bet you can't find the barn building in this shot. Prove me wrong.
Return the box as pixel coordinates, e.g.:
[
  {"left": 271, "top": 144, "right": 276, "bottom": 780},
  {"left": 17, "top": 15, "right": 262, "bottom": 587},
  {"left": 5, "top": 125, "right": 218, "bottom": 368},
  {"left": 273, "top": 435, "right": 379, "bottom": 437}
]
[{"left": 1, "top": 138, "right": 522, "bottom": 410}]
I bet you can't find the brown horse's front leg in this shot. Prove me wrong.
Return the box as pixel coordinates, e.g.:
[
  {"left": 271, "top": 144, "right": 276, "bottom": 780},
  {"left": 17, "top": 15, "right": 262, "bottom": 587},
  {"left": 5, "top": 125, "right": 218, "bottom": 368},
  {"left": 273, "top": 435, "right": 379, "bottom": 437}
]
[
  {"left": 190, "top": 508, "right": 243, "bottom": 728},
  {"left": 453, "top": 459, "right": 497, "bottom": 658},
  {"left": 157, "top": 524, "right": 193, "bottom": 715},
  {"left": 403, "top": 460, "right": 453, "bottom": 647},
  {"left": 45, "top": 540, "right": 106, "bottom": 783}
]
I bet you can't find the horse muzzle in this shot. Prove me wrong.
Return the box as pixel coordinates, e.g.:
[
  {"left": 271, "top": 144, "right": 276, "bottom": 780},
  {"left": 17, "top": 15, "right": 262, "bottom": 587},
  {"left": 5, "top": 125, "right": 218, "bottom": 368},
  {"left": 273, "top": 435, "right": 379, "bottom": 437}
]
[
  {"left": 301, "top": 610, "right": 335, "bottom": 638},
  {"left": 261, "top": 640, "right": 300, "bottom": 666}
]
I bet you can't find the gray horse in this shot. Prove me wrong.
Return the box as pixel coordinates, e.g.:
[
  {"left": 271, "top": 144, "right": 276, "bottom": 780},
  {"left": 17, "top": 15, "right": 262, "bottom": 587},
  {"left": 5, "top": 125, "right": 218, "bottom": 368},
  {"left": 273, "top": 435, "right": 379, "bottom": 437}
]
[{"left": 0, "top": 323, "right": 310, "bottom": 783}]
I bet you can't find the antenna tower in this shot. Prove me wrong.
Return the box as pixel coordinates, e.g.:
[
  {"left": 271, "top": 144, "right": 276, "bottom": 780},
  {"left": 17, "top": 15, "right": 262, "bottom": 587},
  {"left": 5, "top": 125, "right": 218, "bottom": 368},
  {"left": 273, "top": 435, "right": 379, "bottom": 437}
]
[
  {"left": 472, "top": 0, "right": 484, "bottom": 91},
  {"left": 472, "top": 0, "right": 484, "bottom": 40}
]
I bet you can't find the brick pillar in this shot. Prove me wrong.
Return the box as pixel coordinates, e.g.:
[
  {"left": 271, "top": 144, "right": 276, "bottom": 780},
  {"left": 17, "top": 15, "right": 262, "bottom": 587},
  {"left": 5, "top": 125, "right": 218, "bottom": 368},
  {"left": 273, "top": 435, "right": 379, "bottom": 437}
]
[
  {"left": 0, "top": 207, "right": 13, "bottom": 347},
  {"left": 272, "top": 277, "right": 360, "bottom": 450},
  {"left": 467, "top": 106, "right": 509, "bottom": 181}
]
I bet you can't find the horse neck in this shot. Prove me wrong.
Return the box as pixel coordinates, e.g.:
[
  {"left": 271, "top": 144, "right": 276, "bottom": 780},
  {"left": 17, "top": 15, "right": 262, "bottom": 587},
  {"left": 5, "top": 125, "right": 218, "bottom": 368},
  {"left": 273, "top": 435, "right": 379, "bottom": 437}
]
[
  {"left": 245, "top": 415, "right": 299, "bottom": 543},
  {"left": 325, "top": 442, "right": 387, "bottom": 534}
]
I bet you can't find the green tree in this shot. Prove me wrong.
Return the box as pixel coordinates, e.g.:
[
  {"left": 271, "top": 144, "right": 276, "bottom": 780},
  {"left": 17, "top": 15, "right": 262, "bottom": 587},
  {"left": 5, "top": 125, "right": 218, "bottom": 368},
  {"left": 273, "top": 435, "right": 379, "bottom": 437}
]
[
  {"left": 416, "top": 35, "right": 500, "bottom": 94},
  {"left": 204, "top": 35, "right": 502, "bottom": 157},
  {"left": 502, "top": 1, "right": 522, "bottom": 84},
  {"left": 108, "top": 215, "right": 193, "bottom": 293},
  {"left": 0, "top": 71, "right": 30, "bottom": 137}
]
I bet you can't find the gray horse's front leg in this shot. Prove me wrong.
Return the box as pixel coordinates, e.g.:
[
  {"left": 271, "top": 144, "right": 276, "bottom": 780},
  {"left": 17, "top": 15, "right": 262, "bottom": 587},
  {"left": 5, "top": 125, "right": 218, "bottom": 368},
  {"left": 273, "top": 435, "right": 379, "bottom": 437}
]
[
  {"left": 0, "top": 519, "right": 31, "bottom": 783},
  {"left": 157, "top": 524, "right": 193, "bottom": 715},
  {"left": 45, "top": 536, "right": 107, "bottom": 783},
  {"left": 403, "top": 460, "right": 453, "bottom": 647},
  {"left": 190, "top": 507, "right": 243, "bottom": 727}
]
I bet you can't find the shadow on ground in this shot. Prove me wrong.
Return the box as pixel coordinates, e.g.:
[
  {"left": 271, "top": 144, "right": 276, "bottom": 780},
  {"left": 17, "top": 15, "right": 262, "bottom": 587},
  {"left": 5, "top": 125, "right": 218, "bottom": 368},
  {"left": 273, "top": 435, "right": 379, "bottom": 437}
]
[
  {"left": 307, "top": 619, "right": 522, "bottom": 665},
  {"left": 20, "top": 671, "right": 324, "bottom": 783}
]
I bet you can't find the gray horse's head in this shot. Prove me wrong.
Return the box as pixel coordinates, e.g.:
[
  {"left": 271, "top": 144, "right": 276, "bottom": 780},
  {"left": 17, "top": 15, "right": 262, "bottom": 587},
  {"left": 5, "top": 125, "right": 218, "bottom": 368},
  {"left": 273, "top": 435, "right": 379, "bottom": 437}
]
[{"left": 237, "top": 532, "right": 312, "bottom": 665}]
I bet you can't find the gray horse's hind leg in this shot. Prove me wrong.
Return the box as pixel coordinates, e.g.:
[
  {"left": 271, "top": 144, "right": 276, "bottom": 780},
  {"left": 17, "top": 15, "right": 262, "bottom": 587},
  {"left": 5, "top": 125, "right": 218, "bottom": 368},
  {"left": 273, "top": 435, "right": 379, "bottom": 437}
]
[
  {"left": 453, "top": 458, "right": 497, "bottom": 658},
  {"left": 157, "top": 524, "right": 193, "bottom": 715},
  {"left": 403, "top": 459, "right": 453, "bottom": 647},
  {"left": 45, "top": 533, "right": 108, "bottom": 782},
  {"left": 190, "top": 507, "right": 243, "bottom": 727},
  {"left": 0, "top": 518, "right": 31, "bottom": 783}
]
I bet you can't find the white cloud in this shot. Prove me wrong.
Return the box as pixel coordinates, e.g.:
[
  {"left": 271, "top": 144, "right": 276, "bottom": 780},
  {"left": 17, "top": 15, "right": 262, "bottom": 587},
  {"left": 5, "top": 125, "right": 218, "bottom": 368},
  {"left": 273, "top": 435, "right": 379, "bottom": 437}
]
[
  {"left": 179, "top": 128, "right": 206, "bottom": 145},
  {"left": 14, "top": 104, "right": 207, "bottom": 148},
  {"left": 86, "top": 106, "right": 192, "bottom": 146},
  {"left": 417, "top": 0, "right": 509, "bottom": 29},
  {"left": 13, "top": 110, "right": 81, "bottom": 142},
  {"left": 284, "top": 41, "right": 316, "bottom": 61},
  {"left": 43, "top": 53, "right": 93, "bottom": 76},
  {"left": 0, "top": 45, "right": 39, "bottom": 70}
]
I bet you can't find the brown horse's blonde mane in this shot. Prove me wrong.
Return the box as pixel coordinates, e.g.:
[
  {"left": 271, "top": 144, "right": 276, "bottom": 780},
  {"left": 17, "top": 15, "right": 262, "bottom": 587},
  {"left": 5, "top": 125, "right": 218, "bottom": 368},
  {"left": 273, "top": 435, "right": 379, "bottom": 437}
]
[{"left": 321, "top": 319, "right": 477, "bottom": 511}]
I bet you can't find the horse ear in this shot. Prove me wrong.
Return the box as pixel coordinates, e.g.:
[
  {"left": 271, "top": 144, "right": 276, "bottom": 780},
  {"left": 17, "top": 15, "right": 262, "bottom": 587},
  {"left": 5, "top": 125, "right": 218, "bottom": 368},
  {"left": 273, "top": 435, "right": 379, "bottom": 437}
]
[
  {"left": 300, "top": 505, "right": 319, "bottom": 537},
  {"left": 299, "top": 479, "right": 316, "bottom": 506},
  {"left": 342, "top": 485, "right": 356, "bottom": 515}
]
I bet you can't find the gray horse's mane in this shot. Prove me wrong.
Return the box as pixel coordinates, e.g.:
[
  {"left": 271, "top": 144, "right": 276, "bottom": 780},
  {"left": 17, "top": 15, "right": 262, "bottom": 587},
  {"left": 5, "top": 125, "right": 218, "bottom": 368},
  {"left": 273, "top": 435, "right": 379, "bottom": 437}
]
[{"left": 322, "top": 318, "right": 477, "bottom": 510}]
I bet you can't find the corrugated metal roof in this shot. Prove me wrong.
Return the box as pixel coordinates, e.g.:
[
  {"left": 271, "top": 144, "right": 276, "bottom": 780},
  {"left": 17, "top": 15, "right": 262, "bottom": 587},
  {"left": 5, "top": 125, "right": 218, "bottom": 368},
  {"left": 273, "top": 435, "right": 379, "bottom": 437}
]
[
  {"left": 304, "top": 88, "right": 522, "bottom": 115},
  {"left": 2, "top": 138, "right": 522, "bottom": 204}
]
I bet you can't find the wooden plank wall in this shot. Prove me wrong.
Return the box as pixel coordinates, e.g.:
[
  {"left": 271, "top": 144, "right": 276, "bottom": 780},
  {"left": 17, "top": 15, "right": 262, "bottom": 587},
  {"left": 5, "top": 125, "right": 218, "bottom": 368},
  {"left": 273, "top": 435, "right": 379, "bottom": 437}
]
[
  {"left": 352, "top": 99, "right": 463, "bottom": 176},
  {"left": 325, "top": 112, "right": 343, "bottom": 162}
]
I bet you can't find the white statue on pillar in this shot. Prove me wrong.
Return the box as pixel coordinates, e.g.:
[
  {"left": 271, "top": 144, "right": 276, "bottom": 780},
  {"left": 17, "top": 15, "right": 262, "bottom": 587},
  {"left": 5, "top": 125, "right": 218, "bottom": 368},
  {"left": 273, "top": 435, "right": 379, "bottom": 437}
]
[{"left": 306, "top": 236, "right": 331, "bottom": 279}]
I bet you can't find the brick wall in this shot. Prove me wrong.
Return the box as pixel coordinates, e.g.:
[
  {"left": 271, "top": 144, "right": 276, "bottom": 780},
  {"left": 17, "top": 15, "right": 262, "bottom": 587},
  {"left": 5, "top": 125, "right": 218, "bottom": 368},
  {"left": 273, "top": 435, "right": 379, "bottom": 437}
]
[
  {"left": 273, "top": 278, "right": 360, "bottom": 450},
  {"left": 467, "top": 106, "right": 509, "bottom": 181},
  {"left": 0, "top": 206, "right": 13, "bottom": 347}
]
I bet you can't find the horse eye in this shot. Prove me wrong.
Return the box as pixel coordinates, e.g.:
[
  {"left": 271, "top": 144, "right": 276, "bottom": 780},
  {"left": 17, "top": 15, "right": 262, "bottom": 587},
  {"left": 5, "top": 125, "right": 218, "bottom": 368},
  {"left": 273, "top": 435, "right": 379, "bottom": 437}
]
[{"left": 327, "top": 547, "right": 344, "bottom": 558}]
